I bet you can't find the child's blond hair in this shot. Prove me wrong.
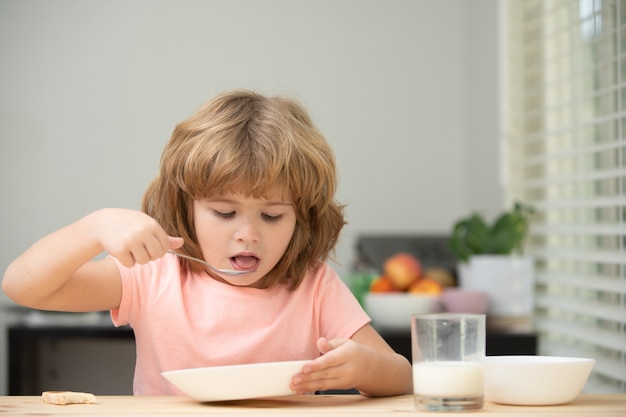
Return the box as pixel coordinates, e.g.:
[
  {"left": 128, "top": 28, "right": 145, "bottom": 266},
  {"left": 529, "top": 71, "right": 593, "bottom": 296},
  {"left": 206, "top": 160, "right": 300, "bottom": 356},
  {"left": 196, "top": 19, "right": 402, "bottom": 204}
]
[{"left": 142, "top": 90, "right": 346, "bottom": 289}]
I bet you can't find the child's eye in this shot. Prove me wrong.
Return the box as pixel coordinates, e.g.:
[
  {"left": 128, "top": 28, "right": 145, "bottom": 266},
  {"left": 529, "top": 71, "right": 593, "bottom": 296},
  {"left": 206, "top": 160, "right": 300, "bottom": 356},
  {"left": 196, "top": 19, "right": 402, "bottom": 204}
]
[
  {"left": 213, "top": 210, "right": 235, "bottom": 219},
  {"left": 262, "top": 213, "right": 283, "bottom": 222}
]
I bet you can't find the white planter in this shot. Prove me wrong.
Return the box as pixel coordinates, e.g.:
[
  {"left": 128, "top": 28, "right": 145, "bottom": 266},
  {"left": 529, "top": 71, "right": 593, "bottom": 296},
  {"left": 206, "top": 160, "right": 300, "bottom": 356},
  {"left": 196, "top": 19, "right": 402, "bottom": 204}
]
[{"left": 458, "top": 255, "right": 534, "bottom": 318}]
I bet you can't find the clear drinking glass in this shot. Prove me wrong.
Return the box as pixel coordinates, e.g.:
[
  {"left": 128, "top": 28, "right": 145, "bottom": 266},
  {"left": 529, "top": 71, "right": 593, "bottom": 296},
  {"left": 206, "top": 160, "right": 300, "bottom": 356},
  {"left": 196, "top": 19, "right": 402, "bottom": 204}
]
[{"left": 411, "top": 313, "right": 486, "bottom": 412}]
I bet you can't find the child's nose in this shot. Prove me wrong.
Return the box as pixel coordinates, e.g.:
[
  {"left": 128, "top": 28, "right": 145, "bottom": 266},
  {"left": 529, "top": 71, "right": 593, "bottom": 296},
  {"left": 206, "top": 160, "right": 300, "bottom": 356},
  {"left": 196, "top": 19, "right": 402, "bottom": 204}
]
[{"left": 234, "top": 220, "right": 260, "bottom": 243}]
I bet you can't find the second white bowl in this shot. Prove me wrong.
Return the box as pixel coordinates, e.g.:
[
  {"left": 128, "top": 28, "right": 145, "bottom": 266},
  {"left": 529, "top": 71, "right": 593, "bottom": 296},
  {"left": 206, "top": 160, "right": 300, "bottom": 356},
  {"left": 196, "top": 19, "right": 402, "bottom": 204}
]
[{"left": 484, "top": 355, "right": 595, "bottom": 405}]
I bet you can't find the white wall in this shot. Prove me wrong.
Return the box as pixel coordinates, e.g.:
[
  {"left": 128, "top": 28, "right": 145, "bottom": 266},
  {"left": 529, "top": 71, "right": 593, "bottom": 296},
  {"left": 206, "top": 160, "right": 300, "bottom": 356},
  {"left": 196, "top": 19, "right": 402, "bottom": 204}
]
[{"left": 0, "top": 0, "right": 502, "bottom": 394}]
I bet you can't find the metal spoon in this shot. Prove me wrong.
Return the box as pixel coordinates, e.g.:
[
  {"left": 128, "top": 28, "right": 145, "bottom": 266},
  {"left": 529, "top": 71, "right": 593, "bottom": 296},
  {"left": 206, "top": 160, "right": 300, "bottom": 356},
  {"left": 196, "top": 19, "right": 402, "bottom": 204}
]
[{"left": 168, "top": 250, "right": 255, "bottom": 276}]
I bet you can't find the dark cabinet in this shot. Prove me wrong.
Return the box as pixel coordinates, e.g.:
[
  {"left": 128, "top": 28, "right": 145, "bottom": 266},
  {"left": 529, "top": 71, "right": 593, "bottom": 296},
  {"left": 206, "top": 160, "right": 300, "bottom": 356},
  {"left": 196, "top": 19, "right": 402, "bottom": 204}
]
[{"left": 381, "top": 329, "right": 538, "bottom": 361}]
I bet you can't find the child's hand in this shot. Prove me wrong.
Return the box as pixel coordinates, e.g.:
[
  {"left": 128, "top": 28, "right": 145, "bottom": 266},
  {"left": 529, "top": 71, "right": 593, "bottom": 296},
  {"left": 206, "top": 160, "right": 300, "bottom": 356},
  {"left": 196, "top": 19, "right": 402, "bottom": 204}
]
[
  {"left": 290, "top": 337, "right": 372, "bottom": 394},
  {"left": 88, "top": 208, "right": 184, "bottom": 267}
]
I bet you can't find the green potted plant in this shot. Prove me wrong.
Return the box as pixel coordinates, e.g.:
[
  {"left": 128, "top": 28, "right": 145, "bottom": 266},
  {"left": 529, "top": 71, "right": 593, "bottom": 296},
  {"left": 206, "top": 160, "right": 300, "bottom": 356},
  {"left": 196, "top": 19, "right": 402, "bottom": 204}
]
[
  {"left": 449, "top": 202, "right": 535, "bottom": 330},
  {"left": 449, "top": 202, "right": 534, "bottom": 262}
]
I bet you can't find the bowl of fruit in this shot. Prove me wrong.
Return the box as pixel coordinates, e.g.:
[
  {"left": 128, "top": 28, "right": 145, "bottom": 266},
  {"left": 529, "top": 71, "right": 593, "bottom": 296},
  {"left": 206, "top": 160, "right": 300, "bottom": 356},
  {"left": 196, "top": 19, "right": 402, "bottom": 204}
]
[{"left": 363, "top": 253, "right": 445, "bottom": 331}]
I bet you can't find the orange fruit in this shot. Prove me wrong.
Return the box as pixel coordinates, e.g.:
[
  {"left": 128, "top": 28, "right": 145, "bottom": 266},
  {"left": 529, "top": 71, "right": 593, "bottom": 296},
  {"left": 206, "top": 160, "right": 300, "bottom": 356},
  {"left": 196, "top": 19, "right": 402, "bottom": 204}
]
[
  {"left": 408, "top": 277, "right": 443, "bottom": 295},
  {"left": 369, "top": 275, "right": 397, "bottom": 293},
  {"left": 424, "top": 266, "right": 456, "bottom": 287}
]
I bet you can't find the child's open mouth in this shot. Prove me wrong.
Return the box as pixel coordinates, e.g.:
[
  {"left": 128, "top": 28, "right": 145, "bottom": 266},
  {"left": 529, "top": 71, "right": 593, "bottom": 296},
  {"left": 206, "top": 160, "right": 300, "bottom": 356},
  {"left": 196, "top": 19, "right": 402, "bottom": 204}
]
[{"left": 231, "top": 255, "right": 259, "bottom": 271}]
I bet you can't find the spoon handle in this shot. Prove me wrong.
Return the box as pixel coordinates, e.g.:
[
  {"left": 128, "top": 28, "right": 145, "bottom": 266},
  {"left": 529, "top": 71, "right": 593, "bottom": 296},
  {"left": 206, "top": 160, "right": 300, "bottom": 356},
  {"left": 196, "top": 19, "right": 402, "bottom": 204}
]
[{"left": 167, "top": 250, "right": 254, "bottom": 276}]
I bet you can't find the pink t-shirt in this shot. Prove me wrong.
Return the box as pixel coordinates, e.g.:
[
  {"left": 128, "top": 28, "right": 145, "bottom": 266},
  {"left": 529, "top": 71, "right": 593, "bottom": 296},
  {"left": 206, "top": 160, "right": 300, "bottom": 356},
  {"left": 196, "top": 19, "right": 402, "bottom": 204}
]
[{"left": 110, "top": 253, "right": 371, "bottom": 395}]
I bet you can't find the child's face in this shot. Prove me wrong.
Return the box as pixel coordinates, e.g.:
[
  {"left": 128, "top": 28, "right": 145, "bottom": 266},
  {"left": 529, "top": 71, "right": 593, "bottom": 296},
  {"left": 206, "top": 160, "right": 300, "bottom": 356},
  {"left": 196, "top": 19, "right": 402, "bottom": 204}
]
[{"left": 192, "top": 185, "right": 297, "bottom": 288}]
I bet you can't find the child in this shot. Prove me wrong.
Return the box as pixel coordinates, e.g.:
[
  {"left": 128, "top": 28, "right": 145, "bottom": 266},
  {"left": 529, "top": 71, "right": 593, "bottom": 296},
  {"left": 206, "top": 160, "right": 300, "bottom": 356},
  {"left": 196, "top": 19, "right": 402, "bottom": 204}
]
[{"left": 2, "top": 90, "right": 412, "bottom": 397}]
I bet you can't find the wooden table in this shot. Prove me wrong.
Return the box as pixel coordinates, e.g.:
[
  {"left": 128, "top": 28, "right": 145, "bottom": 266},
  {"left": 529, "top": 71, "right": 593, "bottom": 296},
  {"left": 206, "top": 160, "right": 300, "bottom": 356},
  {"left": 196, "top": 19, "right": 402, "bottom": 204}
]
[{"left": 0, "top": 394, "right": 624, "bottom": 416}]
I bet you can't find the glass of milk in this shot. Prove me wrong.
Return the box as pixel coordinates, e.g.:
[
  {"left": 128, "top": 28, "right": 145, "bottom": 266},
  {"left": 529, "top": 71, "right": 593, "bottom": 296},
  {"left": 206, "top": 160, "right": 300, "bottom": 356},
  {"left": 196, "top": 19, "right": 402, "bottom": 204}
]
[{"left": 411, "top": 313, "right": 486, "bottom": 412}]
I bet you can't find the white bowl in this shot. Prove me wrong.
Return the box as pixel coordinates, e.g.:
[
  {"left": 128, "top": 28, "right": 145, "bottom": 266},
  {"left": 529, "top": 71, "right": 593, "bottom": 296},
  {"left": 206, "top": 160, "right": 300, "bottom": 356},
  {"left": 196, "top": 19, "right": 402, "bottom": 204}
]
[
  {"left": 484, "top": 355, "right": 595, "bottom": 405},
  {"left": 364, "top": 292, "right": 439, "bottom": 331},
  {"left": 162, "top": 360, "right": 309, "bottom": 402}
]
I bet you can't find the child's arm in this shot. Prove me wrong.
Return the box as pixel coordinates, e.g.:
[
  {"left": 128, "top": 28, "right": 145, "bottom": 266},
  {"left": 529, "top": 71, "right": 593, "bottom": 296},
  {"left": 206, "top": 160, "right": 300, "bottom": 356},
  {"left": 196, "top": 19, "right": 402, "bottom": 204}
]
[
  {"left": 290, "top": 324, "right": 413, "bottom": 397},
  {"left": 2, "top": 208, "right": 181, "bottom": 312}
]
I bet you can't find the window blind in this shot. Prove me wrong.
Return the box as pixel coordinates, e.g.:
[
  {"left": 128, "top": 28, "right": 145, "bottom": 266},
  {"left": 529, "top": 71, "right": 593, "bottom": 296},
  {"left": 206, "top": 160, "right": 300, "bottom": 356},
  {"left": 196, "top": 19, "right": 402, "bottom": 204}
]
[{"left": 504, "top": 0, "right": 626, "bottom": 393}]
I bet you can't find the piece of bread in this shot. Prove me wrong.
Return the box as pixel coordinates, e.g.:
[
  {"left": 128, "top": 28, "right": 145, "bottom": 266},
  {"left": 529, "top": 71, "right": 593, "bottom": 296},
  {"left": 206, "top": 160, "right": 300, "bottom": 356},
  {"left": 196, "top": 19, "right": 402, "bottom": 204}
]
[{"left": 42, "top": 391, "right": 97, "bottom": 405}]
